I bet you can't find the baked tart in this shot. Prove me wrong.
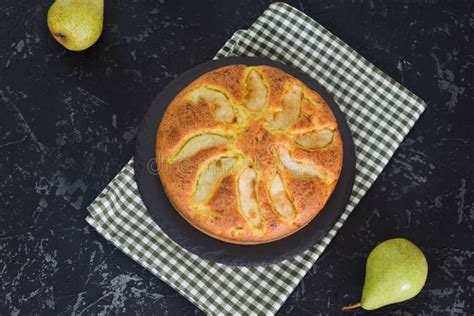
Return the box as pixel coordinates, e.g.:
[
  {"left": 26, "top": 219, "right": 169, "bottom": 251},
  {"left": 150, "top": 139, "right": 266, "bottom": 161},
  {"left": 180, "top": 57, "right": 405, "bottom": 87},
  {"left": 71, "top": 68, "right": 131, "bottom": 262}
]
[{"left": 156, "top": 65, "right": 343, "bottom": 244}]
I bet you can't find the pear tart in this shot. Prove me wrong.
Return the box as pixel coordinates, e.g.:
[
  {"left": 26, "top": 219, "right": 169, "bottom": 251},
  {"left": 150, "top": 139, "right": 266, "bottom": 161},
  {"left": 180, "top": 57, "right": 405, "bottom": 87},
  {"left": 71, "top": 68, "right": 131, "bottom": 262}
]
[{"left": 156, "top": 65, "right": 343, "bottom": 244}]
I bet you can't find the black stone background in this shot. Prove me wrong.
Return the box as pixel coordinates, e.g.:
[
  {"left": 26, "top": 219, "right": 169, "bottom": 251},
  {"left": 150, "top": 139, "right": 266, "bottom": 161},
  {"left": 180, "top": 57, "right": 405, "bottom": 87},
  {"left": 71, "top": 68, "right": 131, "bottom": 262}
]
[{"left": 0, "top": 1, "right": 473, "bottom": 314}]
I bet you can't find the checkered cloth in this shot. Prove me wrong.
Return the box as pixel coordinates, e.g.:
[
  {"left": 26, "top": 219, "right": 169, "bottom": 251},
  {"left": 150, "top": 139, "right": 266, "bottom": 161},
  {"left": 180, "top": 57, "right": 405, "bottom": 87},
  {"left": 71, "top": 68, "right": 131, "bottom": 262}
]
[{"left": 87, "top": 2, "right": 426, "bottom": 315}]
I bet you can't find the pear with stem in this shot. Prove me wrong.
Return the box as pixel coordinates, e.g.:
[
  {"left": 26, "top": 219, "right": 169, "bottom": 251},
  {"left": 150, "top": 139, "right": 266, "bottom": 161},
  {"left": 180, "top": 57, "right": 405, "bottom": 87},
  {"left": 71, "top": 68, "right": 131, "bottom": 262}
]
[{"left": 343, "top": 238, "right": 428, "bottom": 311}]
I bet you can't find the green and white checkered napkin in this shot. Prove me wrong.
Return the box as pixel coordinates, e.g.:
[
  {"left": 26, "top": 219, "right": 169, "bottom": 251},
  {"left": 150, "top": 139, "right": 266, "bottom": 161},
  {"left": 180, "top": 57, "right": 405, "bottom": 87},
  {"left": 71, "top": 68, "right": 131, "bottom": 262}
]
[{"left": 87, "top": 2, "right": 426, "bottom": 314}]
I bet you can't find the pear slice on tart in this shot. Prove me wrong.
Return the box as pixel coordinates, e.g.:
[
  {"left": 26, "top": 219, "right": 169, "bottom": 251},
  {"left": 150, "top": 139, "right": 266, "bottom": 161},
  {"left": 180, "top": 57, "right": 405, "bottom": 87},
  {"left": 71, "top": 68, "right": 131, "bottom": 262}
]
[
  {"left": 294, "top": 129, "right": 334, "bottom": 150},
  {"left": 187, "top": 87, "right": 236, "bottom": 123},
  {"left": 278, "top": 146, "right": 326, "bottom": 179},
  {"left": 268, "top": 84, "right": 302, "bottom": 129},
  {"left": 169, "top": 133, "right": 229, "bottom": 163},
  {"left": 244, "top": 70, "right": 268, "bottom": 112},
  {"left": 238, "top": 167, "right": 262, "bottom": 227},
  {"left": 194, "top": 156, "right": 237, "bottom": 204},
  {"left": 269, "top": 173, "right": 295, "bottom": 220}
]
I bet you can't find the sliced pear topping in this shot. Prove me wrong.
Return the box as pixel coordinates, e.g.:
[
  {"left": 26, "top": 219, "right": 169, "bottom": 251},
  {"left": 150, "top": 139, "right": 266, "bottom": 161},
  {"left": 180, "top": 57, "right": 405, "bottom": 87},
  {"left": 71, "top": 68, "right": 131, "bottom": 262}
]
[
  {"left": 294, "top": 129, "right": 334, "bottom": 150},
  {"left": 194, "top": 156, "right": 236, "bottom": 204},
  {"left": 169, "top": 133, "right": 229, "bottom": 162},
  {"left": 269, "top": 173, "right": 295, "bottom": 219},
  {"left": 187, "top": 87, "right": 235, "bottom": 123},
  {"left": 278, "top": 146, "right": 326, "bottom": 179},
  {"left": 244, "top": 70, "right": 267, "bottom": 111},
  {"left": 268, "top": 84, "right": 302, "bottom": 129},
  {"left": 238, "top": 167, "right": 262, "bottom": 227}
]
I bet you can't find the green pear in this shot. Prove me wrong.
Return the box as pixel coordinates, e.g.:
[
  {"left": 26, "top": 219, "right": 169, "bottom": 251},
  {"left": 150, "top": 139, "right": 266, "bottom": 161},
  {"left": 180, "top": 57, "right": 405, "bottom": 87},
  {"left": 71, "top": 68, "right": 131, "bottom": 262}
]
[
  {"left": 47, "top": 0, "right": 104, "bottom": 51},
  {"left": 344, "top": 238, "right": 428, "bottom": 311}
]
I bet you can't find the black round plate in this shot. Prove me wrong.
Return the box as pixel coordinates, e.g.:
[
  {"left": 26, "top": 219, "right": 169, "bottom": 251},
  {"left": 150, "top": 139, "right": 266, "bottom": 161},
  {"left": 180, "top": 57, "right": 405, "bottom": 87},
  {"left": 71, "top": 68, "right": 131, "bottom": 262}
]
[{"left": 134, "top": 57, "right": 355, "bottom": 266}]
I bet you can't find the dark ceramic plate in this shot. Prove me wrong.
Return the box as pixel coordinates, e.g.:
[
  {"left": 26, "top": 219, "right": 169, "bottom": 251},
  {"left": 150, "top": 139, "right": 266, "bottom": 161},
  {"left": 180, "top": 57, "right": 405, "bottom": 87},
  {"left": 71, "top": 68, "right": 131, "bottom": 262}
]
[{"left": 134, "top": 57, "right": 355, "bottom": 266}]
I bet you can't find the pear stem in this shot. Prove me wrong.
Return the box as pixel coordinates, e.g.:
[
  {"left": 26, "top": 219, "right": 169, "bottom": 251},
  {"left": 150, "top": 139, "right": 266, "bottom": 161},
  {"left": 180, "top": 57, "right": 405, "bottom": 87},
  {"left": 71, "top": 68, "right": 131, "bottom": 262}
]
[{"left": 341, "top": 302, "right": 361, "bottom": 311}]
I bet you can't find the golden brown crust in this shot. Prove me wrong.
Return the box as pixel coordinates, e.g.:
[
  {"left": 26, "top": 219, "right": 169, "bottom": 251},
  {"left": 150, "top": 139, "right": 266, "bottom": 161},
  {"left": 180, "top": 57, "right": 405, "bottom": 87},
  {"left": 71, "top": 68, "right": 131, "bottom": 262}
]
[{"left": 156, "top": 65, "right": 343, "bottom": 244}]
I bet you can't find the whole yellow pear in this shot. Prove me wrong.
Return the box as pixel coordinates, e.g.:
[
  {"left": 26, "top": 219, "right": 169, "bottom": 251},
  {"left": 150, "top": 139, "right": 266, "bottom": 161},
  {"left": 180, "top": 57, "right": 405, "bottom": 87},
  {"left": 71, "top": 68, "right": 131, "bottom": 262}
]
[{"left": 47, "top": 0, "right": 104, "bottom": 51}]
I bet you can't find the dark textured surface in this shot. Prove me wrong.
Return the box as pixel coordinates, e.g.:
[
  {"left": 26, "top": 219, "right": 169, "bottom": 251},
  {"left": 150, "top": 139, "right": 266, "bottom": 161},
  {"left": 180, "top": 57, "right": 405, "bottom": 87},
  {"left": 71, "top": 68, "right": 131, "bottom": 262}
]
[{"left": 0, "top": 0, "right": 473, "bottom": 314}]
